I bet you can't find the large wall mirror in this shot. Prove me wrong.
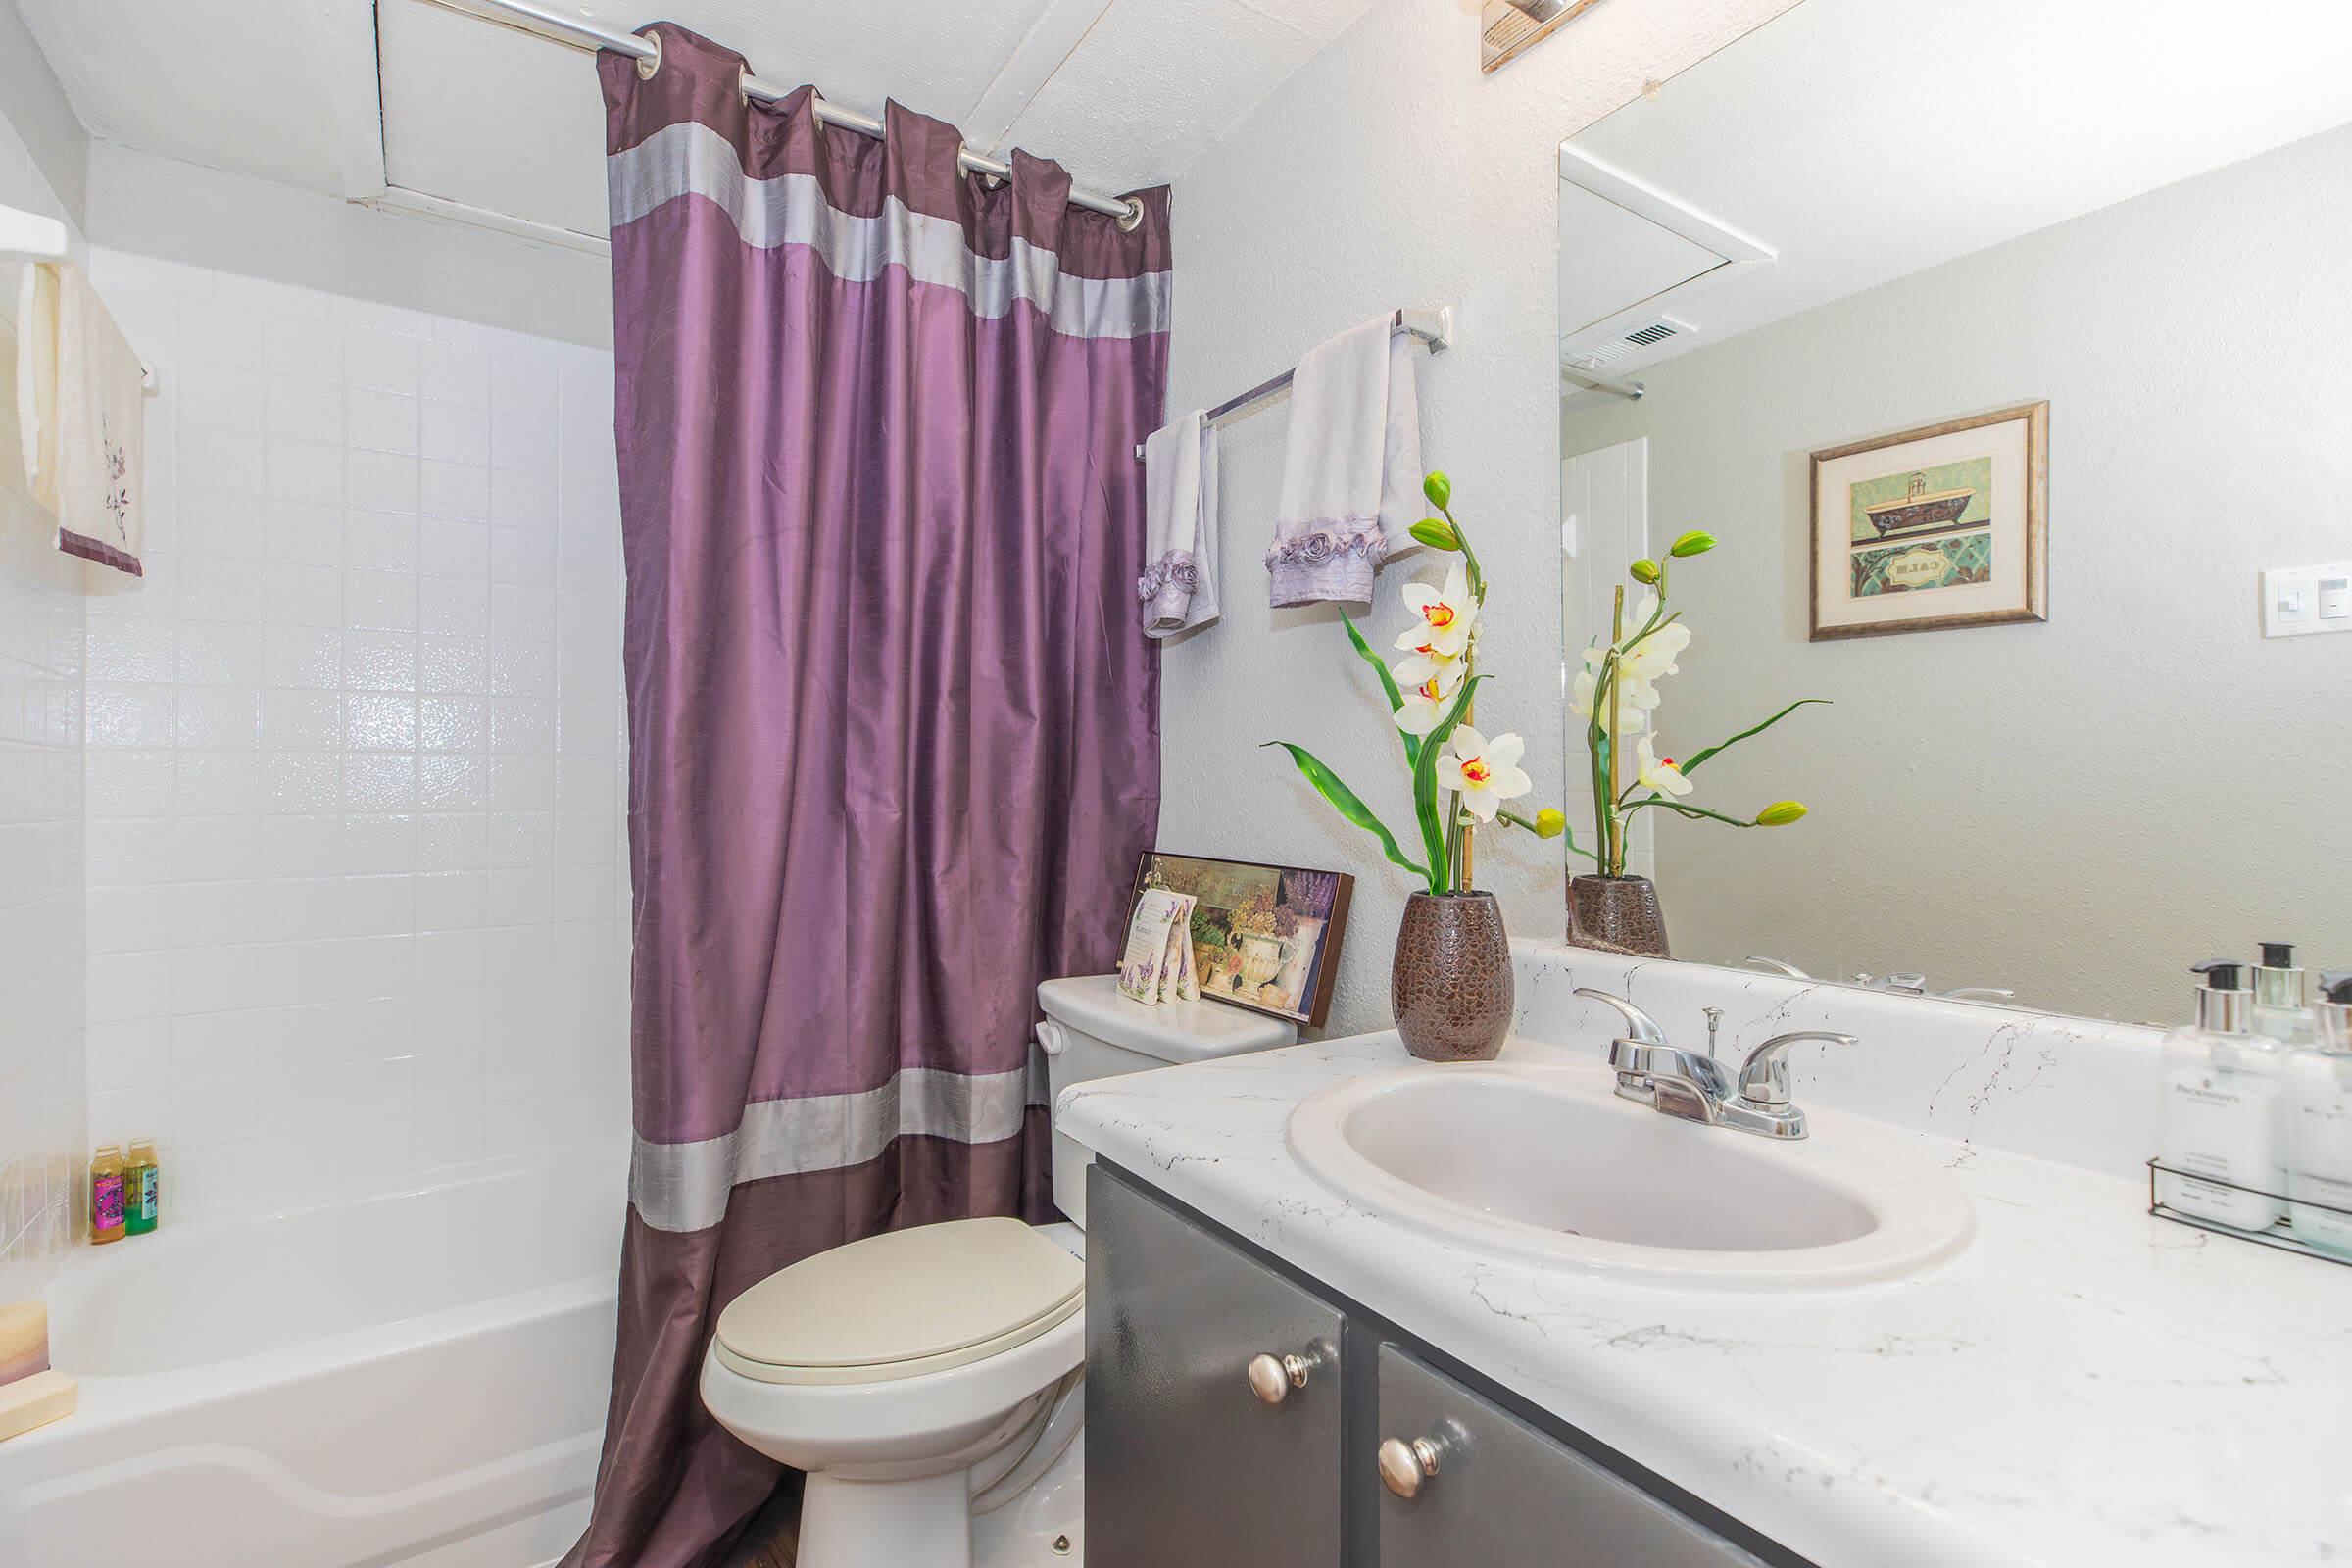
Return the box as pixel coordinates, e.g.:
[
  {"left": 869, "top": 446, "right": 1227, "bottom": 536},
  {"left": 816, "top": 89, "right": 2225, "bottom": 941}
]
[{"left": 1556, "top": 0, "right": 2352, "bottom": 1027}]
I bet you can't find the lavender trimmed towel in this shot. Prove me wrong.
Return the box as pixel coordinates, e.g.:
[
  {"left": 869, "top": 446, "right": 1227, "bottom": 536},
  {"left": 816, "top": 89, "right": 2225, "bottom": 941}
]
[
  {"left": 1264, "top": 316, "right": 1422, "bottom": 607},
  {"left": 1140, "top": 409, "right": 1218, "bottom": 636}
]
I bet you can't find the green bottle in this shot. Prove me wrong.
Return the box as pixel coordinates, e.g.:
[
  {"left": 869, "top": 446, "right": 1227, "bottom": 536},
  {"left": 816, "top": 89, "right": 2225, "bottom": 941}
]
[{"left": 124, "top": 1139, "right": 160, "bottom": 1235}]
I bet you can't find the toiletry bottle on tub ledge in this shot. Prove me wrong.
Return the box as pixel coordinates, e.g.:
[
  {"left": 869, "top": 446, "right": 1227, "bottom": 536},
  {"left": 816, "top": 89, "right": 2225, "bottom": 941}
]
[
  {"left": 88, "top": 1145, "right": 125, "bottom": 1245},
  {"left": 2159, "top": 961, "right": 2286, "bottom": 1230},
  {"left": 2285, "top": 974, "right": 2352, "bottom": 1254},
  {"left": 125, "top": 1139, "right": 160, "bottom": 1236}
]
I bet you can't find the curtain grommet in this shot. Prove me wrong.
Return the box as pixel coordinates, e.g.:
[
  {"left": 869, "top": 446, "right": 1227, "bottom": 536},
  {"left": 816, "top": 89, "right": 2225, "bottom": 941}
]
[
  {"left": 634, "top": 28, "right": 662, "bottom": 80},
  {"left": 737, "top": 66, "right": 751, "bottom": 106},
  {"left": 1116, "top": 197, "right": 1145, "bottom": 234}
]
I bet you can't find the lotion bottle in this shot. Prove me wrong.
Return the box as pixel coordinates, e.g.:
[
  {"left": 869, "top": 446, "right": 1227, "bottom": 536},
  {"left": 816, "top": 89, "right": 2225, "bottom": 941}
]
[
  {"left": 2253, "top": 941, "right": 2317, "bottom": 1046},
  {"left": 2284, "top": 974, "right": 2352, "bottom": 1254},
  {"left": 2158, "top": 961, "right": 2286, "bottom": 1230}
]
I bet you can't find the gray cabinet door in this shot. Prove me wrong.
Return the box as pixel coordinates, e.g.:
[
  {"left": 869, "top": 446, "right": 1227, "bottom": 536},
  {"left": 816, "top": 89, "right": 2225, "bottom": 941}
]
[
  {"left": 1087, "top": 1167, "right": 1346, "bottom": 1568},
  {"left": 1377, "top": 1346, "right": 1765, "bottom": 1567}
]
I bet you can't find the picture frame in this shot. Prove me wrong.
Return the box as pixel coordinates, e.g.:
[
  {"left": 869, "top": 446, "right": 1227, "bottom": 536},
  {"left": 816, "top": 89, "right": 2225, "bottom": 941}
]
[
  {"left": 1809, "top": 401, "right": 2048, "bottom": 640},
  {"left": 1123, "top": 852, "right": 1353, "bottom": 1029}
]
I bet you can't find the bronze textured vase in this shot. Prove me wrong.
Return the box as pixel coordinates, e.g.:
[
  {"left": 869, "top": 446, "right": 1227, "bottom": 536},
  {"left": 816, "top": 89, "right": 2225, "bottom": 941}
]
[
  {"left": 1566, "top": 874, "right": 1671, "bottom": 958},
  {"left": 1391, "top": 891, "right": 1513, "bottom": 1062}
]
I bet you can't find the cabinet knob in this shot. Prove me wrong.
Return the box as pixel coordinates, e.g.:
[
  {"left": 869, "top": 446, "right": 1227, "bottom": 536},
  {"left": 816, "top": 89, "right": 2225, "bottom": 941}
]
[
  {"left": 1378, "top": 1435, "right": 1446, "bottom": 1499},
  {"left": 1246, "top": 1346, "right": 1326, "bottom": 1405}
]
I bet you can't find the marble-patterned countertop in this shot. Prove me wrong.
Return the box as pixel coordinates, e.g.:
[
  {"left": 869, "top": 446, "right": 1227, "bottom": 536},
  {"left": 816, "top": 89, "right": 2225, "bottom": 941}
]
[{"left": 1058, "top": 1032, "right": 2352, "bottom": 1568}]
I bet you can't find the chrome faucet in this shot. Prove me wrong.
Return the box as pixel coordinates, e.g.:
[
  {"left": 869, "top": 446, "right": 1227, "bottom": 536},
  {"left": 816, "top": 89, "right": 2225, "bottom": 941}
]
[{"left": 1573, "top": 988, "right": 1857, "bottom": 1141}]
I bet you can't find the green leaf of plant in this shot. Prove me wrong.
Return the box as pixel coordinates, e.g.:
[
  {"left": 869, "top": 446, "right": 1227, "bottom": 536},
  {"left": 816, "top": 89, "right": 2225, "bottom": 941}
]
[
  {"left": 1622, "top": 797, "right": 1768, "bottom": 830},
  {"left": 1408, "top": 672, "right": 1485, "bottom": 891},
  {"left": 1341, "top": 612, "right": 1419, "bottom": 770},
  {"left": 1262, "top": 742, "right": 1430, "bottom": 884},
  {"left": 1678, "top": 698, "right": 1830, "bottom": 776}
]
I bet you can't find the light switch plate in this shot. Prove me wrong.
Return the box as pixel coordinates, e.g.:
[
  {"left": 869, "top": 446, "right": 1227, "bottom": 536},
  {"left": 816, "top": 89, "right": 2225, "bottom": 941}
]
[{"left": 2263, "top": 562, "right": 2352, "bottom": 638}]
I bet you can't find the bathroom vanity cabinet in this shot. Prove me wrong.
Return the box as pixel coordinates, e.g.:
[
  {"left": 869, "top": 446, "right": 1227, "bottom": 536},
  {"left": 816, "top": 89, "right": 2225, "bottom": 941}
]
[{"left": 1086, "top": 1163, "right": 1802, "bottom": 1567}]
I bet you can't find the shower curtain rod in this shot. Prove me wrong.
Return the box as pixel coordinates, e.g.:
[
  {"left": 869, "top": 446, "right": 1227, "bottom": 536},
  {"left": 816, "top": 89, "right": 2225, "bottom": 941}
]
[{"left": 419, "top": 0, "right": 1147, "bottom": 229}]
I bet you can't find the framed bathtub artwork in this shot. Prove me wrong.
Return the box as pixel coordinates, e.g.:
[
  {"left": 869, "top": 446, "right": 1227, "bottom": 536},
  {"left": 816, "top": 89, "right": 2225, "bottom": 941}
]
[
  {"left": 1124, "top": 852, "right": 1353, "bottom": 1028},
  {"left": 1809, "top": 402, "right": 2048, "bottom": 640}
]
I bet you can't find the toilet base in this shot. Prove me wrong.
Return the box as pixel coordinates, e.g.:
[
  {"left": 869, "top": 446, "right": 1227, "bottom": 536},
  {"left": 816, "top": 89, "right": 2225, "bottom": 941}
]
[
  {"left": 972, "top": 1429, "right": 1084, "bottom": 1566},
  {"left": 802, "top": 1470, "right": 973, "bottom": 1568}
]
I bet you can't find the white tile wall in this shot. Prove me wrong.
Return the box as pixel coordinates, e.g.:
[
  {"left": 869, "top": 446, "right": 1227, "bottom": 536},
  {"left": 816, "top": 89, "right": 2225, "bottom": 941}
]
[
  {"left": 79, "top": 250, "right": 629, "bottom": 1215},
  {"left": 0, "top": 93, "right": 89, "bottom": 1299},
  {"left": 0, "top": 285, "right": 87, "bottom": 1301}
]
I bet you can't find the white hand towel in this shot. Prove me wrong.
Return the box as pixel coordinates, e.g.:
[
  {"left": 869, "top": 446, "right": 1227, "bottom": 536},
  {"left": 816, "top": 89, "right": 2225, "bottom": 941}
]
[
  {"left": 1265, "top": 316, "right": 1422, "bottom": 607},
  {"left": 1139, "top": 409, "right": 1219, "bottom": 637},
  {"left": 15, "top": 262, "right": 145, "bottom": 577}
]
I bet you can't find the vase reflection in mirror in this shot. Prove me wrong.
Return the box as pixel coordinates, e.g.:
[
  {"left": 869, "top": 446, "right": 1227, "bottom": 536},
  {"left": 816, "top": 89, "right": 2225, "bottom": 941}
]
[{"left": 1567, "top": 873, "right": 1672, "bottom": 958}]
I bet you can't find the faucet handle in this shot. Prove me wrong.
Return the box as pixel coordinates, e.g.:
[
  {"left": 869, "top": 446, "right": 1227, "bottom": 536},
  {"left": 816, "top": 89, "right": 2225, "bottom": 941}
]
[
  {"left": 1736, "top": 1031, "right": 1858, "bottom": 1106},
  {"left": 1573, "top": 988, "right": 1667, "bottom": 1045}
]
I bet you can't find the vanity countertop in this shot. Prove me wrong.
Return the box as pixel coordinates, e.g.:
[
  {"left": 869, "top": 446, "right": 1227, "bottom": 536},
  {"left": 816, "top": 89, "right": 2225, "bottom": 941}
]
[{"left": 1058, "top": 1032, "right": 2352, "bottom": 1568}]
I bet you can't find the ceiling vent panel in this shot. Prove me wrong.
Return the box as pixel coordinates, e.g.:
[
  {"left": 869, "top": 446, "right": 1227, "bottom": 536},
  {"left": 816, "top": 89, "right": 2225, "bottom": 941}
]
[{"left": 1565, "top": 316, "right": 1692, "bottom": 371}]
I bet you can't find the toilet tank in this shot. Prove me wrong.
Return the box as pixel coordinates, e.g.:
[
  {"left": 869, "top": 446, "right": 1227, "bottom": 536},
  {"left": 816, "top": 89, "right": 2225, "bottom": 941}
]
[{"left": 1038, "top": 975, "right": 1297, "bottom": 1227}]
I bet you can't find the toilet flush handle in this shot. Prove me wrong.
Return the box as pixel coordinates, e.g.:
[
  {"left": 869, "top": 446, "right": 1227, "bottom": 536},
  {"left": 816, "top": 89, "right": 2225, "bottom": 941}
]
[
  {"left": 1246, "top": 1342, "right": 1332, "bottom": 1405},
  {"left": 1037, "top": 1021, "right": 1069, "bottom": 1056}
]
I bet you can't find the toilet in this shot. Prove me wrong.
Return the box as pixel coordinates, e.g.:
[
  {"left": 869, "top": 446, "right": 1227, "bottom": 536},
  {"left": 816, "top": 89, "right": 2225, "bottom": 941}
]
[{"left": 700, "top": 974, "right": 1296, "bottom": 1568}]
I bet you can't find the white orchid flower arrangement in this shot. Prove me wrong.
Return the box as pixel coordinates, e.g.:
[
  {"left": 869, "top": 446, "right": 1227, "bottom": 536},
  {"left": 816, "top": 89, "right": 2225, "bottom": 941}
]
[
  {"left": 1268, "top": 472, "right": 1567, "bottom": 897},
  {"left": 1574, "top": 532, "right": 1823, "bottom": 878}
]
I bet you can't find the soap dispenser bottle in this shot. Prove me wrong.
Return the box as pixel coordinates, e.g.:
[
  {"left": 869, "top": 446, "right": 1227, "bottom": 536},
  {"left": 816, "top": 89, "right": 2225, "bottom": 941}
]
[
  {"left": 2158, "top": 960, "right": 2286, "bottom": 1230},
  {"left": 2252, "top": 942, "right": 2317, "bottom": 1046},
  {"left": 2284, "top": 974, "right": 2352, "bottom": 1254}
]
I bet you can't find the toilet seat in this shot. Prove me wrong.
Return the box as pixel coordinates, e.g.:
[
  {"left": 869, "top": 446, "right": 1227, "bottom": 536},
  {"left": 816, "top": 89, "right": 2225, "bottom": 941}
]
[{"left": 715, "top": 1217, "right": 1083, "bottom": 1387}]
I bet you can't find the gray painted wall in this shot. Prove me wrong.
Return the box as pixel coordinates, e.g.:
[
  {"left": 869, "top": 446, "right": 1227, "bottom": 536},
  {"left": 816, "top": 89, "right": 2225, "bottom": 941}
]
[
  {"left": 1157, "top": 0, "right": 1797, "bottom": 1038},
  {"left": 1559, "top": 122, "right": 2352, "bottom": 1024}
]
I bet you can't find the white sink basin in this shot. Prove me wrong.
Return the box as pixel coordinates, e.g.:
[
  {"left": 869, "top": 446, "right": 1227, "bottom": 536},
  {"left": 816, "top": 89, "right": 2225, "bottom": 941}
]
[{"left": 1286, "top": 1061, "right": 1973, "bottom": 1290}]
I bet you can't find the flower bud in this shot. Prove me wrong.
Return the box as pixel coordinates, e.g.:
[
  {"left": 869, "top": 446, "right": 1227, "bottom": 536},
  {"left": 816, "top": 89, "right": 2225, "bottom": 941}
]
[
  {"left": 1755, "top": 800, "right": 1808, "bottom": 826},
  {"left": 1629, "top": 558, "right": 1661, "bottom": 585},
  {"left": 1409, "top": 517, "right": 1462, "bottom": 552},
  {"left": 1534, "top": 808, "right": 1567, "bottom": 839},
  {"left": 1422, "top": 470, "right": 1451, "bottom": 510},
  {"left": 1669, "top": 529, "right": 1717, "bottom": 558}
]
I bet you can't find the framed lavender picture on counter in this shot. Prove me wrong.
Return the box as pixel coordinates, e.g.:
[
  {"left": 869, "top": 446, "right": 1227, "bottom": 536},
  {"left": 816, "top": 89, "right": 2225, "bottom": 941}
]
[{"left": 1125, "top": 852, "right": 1353, "bottom": 1028}]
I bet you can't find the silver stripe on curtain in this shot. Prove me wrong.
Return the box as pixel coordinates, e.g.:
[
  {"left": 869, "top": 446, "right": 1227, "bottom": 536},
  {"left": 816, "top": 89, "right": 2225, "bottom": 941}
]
[
  {"left": 608, "top": 119, "right": 1173, "bottom": 340},
  {"left": 628, "top": 1066, "right": 1034, "bottom": 1233}
]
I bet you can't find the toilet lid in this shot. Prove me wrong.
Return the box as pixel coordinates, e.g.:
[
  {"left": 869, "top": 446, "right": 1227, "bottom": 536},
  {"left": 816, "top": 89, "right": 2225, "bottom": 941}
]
[{"left": 714, "top": 1217, "right": 1083, "bottom": 1386}]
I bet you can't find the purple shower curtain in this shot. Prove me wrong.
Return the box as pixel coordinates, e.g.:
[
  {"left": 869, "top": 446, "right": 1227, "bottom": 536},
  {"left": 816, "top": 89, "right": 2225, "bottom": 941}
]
[{"left": 567, "top": 25, "right": 1169, "bottom": 1567}]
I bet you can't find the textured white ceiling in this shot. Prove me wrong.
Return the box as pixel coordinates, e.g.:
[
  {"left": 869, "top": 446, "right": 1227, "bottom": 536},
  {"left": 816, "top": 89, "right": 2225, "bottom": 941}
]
[
  {"left": 18, "top": 0, "right": 1384, "bottom": 241},
  {"left": 1561, "top": 0, "right": 2352, "bottom": 372},
  {"left": 16, "top": 0, "right": 350, "bottom": 194}
]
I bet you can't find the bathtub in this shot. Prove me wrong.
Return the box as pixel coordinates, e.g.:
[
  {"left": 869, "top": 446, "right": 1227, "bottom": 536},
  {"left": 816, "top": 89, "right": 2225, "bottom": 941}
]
[{"left": 0, "top": 1152, "right": 625, "bottom": 1568}]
